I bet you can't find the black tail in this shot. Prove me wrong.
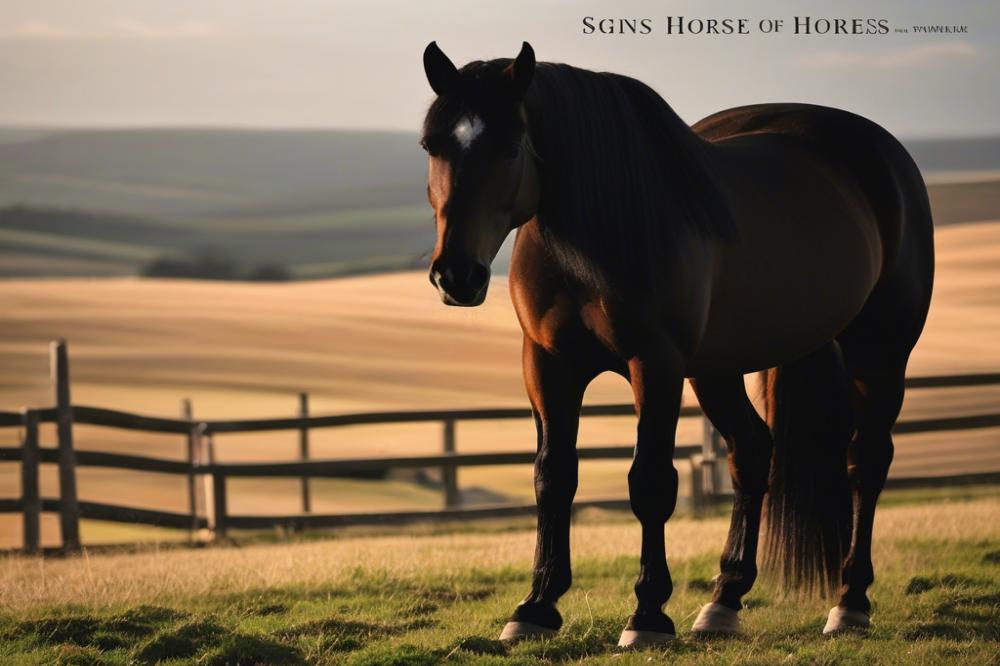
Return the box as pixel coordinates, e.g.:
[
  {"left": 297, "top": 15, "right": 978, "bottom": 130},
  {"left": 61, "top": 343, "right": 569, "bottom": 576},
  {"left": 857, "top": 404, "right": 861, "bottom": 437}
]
[{"left": 763, "top": 342, "right": 854, "bottom": 596}]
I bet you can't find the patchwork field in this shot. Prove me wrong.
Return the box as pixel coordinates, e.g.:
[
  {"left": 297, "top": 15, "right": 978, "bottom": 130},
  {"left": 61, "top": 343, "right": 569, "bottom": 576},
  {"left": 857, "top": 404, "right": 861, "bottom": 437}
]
[{"left": 0, "top": 220, "right": 999, "bottom": 549}]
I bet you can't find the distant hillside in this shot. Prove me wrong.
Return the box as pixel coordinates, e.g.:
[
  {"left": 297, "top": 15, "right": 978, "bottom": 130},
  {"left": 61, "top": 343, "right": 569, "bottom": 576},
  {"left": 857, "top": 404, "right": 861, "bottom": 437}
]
[
  {"left": 905, "top": 136, "right": 1000, "bottom": 175},
  {"left": 0, "top": 128, "right": 426, "bottom": 218},
  {"left": 0, "top": 128, "right": 998, "bottom": 279}
]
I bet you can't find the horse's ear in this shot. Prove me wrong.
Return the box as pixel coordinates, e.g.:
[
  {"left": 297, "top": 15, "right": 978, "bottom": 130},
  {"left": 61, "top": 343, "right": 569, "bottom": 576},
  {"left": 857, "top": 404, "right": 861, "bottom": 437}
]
[
  {"left": 424, "top": 41, "right": 460, "bottom": 96},
  {"left": 505, "top": 41, "right": 535, "bottom": 96}
]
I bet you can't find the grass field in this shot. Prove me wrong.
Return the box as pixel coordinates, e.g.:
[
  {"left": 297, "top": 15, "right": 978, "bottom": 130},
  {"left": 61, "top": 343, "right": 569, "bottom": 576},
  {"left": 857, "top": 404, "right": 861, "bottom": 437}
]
[{"left": 0, "top": 491, "right": 998, "bottom": 664}]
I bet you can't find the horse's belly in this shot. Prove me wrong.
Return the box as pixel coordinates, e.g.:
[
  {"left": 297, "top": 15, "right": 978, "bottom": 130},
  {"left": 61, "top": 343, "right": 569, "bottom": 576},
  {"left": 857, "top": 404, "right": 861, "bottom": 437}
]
[{"left": 689, "top": 201, "right": 883, "bottom": 375}]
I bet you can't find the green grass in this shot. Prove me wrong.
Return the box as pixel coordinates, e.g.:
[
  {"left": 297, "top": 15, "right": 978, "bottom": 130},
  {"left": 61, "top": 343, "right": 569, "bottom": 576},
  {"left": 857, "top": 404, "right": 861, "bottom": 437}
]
[
  {"left": 2, "top": 495, "right": 999, "bottom": 664},
  {"left": 1, "top": 544, "right": 998, "bottom": 664}
]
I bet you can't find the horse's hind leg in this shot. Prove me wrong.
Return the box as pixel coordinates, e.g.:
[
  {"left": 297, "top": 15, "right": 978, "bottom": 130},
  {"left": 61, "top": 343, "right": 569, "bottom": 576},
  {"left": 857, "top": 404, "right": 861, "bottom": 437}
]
[
  {"left": 827, "top": 212, "right": 931, "bottom": 633},
  {"left": 500, "top": 338, "right": 592, "bottom": 641},
  {"left": 688, "top": 374, "right": 773, "bottom": 635},
  {"left": 823, "top": 358, "right": 906, "bottom": 634}
]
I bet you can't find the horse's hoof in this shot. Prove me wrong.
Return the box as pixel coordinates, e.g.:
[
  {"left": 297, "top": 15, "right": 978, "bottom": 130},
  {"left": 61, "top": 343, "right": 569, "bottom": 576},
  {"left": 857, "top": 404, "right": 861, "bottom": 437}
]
[
  {"left": 822, "top": 606, "right": 871, "bottom": 635},
  {"left": 691, "top": 602, "right": 741, "bottom": 635},
  {"left": 499, "top": 621, "right": 557, "bottom": 642},
  {"left": 617, "top": 629, "right": 675, "bottom": 649}
]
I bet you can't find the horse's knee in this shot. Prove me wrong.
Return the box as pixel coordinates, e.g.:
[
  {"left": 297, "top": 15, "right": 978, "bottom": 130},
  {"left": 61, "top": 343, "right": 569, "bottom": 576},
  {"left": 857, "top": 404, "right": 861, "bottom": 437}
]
[
  {"left": 728, "top": 435, "right": 772, "bottom": 496},
  {"left": 717, "top": 412, "right": 772, "bottom": 495},
  {"left": 847, "top": 432, "right": 894, "bottom": 490},
  {"left": 627, "top": 461, "right": 678, "bottom": 523},
  {"left": 534, "top": 445, "right": 578, "bottom": 503}
]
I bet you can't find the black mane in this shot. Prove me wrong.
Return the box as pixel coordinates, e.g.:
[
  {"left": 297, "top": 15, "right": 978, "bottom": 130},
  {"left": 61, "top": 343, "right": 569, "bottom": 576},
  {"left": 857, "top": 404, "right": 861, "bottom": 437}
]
[{"left": 423, "top": 59, "right": 736, "bottom": 288}]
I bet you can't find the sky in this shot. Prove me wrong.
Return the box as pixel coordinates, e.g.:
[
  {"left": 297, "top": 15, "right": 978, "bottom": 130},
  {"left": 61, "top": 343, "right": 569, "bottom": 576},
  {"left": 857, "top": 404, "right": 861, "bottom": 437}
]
[{"left": 0, "top": 0, "right": 997, "bottom": 138}]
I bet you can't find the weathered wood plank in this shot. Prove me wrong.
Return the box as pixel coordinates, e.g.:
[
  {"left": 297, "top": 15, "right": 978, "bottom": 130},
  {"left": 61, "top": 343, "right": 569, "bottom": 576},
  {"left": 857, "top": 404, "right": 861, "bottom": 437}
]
[
  {"left": 904, "top": 373, "right": 1000, "bottom": 389},
  {"left": 72, "top": 450, "right": 193, "bottom": 474},
  {"left": 21, "top": 410, "right": 40, "bottom": 554},
  {"left": 52, "top": 339, "right": 80, "bottom": 552},
  {"left": 225, "top": 498, "right": 635, "bottom": 530},
  {"left": 210, "top": 444, "right": 703, "bottom": 478},
  {"left": 893, "top": 413, "right": 1000, "bottom": 434},
  {"left": 0, "top": 411, "right": 24, "bottom": 427},
  {"left": 298, "top": 392, "right": 311, "bottom": 514},
  {"left": 441, "top": 419, "right": 459, "bottom": 508},
  {"left": 72, "top": 406, "right": 190, "bottom": 434}
]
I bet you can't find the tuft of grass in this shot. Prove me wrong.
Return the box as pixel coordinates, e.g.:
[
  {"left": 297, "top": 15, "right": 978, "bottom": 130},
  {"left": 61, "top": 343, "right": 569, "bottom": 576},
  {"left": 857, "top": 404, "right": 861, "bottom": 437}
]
[
  {"left": 198, "top": 633, "right": 305, "bottom": 665},
  {"left": 343, "top": 643, "right": 444, "bottom": 666},
  {"left": 277, "top": 616, "right": 425, "bottom": 653},
  {"left": 905, "top": 573, "right": 982, "bottom": 594},
  {"left": 451, "top": 634, "right": 507, "bottom": 656},
  {"left": 53, "top": 644, "right": 110, "bottom": 666},
  {"left": 131, "top": 619, "right": 224, "bottom": 663},
  {"left": 983, "top": 549, "right": 1000, "bottom": 564}
]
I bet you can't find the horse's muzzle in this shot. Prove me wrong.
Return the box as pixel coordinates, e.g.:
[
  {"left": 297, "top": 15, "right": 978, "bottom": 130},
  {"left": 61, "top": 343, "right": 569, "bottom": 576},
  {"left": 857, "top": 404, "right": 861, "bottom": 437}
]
[{"left": 429, "top": 259, "right": 490, "bottom": 307}]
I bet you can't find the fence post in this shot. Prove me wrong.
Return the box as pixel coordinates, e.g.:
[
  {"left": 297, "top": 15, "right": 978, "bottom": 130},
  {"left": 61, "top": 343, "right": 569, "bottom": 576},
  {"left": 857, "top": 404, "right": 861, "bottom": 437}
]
[
  {"left": 689, "top": 454, "right": 704, "bottom": 518},
  {"left": 700, "top": 416, "right": 721, "bottom": 499},
  {"left": 298, "top": 392, "right": 311, "bottom": 514},
  {"left": 201, "top": 428, "right": 226, "bottom": 539},
  {"left": 197, "top": 423, "right": 213, "bottom": 538},
  {"left": 182, "top": 399, "right": 201, "bottom": 538},
  {"left": 213, "top": 471, "right": 227, "bottom": 540},
  {"left": 441, "top": 419, "right": 460, "bottom": 508},
  {"left": 21, "top": 409, "right": 41, "bottom": 554},
  {"left": 51, "top": 339, "right": 80, "bottom": 552}
]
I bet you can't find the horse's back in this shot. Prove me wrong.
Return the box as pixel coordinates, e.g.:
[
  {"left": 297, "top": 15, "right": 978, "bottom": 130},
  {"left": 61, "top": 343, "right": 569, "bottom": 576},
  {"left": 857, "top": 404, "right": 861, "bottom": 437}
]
[{"left": 693, "top": 103, "right": 932, "bottom": 281}]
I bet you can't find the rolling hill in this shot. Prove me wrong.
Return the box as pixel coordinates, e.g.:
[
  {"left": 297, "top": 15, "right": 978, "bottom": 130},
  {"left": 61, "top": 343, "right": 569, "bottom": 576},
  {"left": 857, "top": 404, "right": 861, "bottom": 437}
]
[{"left": 0, "top": 129, "right": 999, "bottom": 279}]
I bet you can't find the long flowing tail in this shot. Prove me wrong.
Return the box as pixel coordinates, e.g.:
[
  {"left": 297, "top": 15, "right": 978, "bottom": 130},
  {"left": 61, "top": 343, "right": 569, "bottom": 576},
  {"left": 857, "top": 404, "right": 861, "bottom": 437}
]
[{"left": 763, "top": 342, "right": 854, "bottom": 596}]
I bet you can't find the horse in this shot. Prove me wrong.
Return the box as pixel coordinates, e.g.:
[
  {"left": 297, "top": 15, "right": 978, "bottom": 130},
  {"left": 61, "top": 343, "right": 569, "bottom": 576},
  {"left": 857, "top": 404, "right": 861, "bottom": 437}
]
[{"left": 419, "top": 41, "right": 934, "bottom": 649}]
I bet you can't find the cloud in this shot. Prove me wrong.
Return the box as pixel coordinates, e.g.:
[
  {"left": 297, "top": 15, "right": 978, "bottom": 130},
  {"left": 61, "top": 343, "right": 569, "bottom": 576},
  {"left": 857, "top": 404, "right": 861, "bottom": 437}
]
[
  {"left": 0, "top": 22, "right": 84, "bottom": 40},
  {"left": 799, "top": 42, "right": 977, "bottom": 69},
  {"left": 113, "top": 19, "right": 216, "bottom": 40},
  {"left": 0, "top": 19, "right": 216, "bottom": 41}
]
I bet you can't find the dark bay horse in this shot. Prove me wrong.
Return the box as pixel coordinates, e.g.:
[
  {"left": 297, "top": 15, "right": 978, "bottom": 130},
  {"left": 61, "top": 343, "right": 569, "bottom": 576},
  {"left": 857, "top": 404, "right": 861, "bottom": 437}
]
[{"left": 420, "top": 41, "right": 934, "bottom": 648}]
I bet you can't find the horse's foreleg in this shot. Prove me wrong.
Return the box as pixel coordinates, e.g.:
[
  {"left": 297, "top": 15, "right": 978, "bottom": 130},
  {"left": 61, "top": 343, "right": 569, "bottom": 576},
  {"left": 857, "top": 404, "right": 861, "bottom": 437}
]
[
  {"left": 500, "top": 338, "right": 588, "bottom": 642},
  {"left": 688, "top": 374, "right": 773, "bottom": 635},
  {"left": 618, "top": 352, "right": 685, "bottom": 649},
  {"left": 825, "top": 364, "right": 903, "bottom": 634}
]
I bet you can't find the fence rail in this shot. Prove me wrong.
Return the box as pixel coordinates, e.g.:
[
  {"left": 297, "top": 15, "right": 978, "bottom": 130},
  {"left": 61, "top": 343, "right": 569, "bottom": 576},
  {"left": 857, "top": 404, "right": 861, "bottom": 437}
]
[{"left": 1, "top": 340, "right": 999, "bottom": 553}]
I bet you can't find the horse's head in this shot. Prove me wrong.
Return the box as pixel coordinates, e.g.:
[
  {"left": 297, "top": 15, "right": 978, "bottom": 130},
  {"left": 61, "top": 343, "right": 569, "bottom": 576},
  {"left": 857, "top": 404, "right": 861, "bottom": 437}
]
[{"left": 421, "top": 41, "right": 539, "bottom": 306}]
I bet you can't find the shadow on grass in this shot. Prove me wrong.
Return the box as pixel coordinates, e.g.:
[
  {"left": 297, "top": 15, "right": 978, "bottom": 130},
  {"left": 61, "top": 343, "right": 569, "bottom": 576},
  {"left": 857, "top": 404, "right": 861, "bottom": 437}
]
[
  {"left": 276, "top": 616, "right": 436, "bottom": 653},
  {"left": 2, "top": 605, "right": 187, "bottom": 651},
  {"left": 203, "top": 571, "right": 497, "bottom": 618},
  {"left": 905, "top": 573, "right": 984, "bottom": 594},
  {"left": 132, "top": 619, "right": 224, "bottom": 662},
  {"left": 900, "top": 570, "right": 1000, "bottom": 641}
]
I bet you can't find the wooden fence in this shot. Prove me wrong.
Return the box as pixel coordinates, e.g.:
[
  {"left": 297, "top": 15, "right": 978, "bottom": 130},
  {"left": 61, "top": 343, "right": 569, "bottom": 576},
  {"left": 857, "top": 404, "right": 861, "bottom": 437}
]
[{"left": 1, "top": 339, "right": 1000, "bottom": 554}]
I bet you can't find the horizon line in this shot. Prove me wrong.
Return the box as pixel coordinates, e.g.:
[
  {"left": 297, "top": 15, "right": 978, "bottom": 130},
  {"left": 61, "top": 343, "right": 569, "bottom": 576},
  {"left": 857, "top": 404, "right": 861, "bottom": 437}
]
[{"left": 1, "top": 122, "right": 999, "bottom": 143}]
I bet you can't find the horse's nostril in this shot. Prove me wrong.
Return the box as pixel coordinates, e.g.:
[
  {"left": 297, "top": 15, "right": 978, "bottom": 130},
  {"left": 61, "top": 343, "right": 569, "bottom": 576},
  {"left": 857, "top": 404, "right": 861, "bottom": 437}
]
[
  {"left": 467, "top": 263, "right": 490, "bottom": 289},
  {"left": 430, "top": 259, "right": 489, "bottom": 305}
]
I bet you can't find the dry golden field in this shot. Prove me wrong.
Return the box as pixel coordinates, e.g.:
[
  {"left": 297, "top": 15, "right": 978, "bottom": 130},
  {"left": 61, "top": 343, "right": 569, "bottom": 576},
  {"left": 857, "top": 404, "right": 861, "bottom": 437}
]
[{"left": 1, "top": 220, "right": 999, "bottom": 549}]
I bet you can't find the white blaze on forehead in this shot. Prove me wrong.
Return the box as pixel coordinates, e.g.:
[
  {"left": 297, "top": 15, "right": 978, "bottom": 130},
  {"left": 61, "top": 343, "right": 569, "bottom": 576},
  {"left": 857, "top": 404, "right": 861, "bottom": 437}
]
[{"left": 452, "top": 114, "right": 485, "bottom": 150}]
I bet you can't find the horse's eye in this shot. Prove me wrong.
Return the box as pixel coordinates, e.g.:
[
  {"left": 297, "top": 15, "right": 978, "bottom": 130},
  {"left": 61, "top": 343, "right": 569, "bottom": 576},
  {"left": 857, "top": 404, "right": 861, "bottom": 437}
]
[{"left": 503, "top": 143, "right": 521, "bottom": 160}]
